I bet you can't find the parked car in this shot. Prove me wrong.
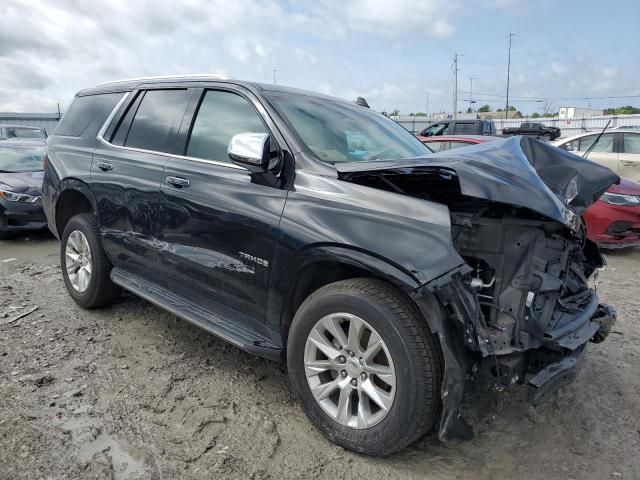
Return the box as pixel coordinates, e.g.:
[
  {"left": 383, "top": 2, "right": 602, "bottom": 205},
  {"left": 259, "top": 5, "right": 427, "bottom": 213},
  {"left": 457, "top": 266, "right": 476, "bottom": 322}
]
[
  {"left": 0, "top": 139, "right": 47, "bottom": 238},
  {"left": 502, "top": 122, "right": 561, "bottom": 140},
  {"left": 44, "top": 76, "right": 617, "bottom": 456},
  {"left": 0, "top": 124, "right": 47, "bottom": 140},
  {"left": 420, "top": 134, "right": 502, "bottom": 152},
  {"left": 553, "top": 129, "right": 640, "bottom": 183},
  {"left": 416, "top": 119, "right": 496, "bottom": 138},
  {"left": 612, "top": 125, "right": 640, "bottom": 130},
  {"left": 583, "top": 178, "right": 640, "bottom": 248}
]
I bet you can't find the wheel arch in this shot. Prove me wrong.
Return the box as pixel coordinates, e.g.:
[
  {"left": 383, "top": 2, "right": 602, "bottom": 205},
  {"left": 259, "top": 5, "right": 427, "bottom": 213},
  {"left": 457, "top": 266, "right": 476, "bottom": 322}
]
[
  {"left": 54, "top": 180, "right": 97, "bottom": 238},
  {"left": 276, "top": 245, "right": 424, "bottom": 345}
]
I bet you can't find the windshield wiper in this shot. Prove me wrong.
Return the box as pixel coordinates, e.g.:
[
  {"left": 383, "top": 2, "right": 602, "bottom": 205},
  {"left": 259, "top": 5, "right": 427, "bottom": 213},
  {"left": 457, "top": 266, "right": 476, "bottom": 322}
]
[{"left": 583, "top": 120, "right": 611, "bottom": 159}]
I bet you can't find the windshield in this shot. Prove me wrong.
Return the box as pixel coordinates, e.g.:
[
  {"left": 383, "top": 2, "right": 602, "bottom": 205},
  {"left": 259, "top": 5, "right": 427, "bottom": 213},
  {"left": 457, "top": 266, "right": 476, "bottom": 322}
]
[
  {"left": 267, "top": 93, "right": 430, "bottom": 163},
  {"left": 0, "top": 145, "right": 44, "bottom": 172},
  {"left": 3, "top": 127, "right": 45, "bottom": 139}
]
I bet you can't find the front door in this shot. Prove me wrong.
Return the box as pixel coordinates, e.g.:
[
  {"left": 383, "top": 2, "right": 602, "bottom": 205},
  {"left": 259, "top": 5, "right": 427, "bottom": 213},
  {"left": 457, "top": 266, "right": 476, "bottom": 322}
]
[
  {"left": 91, "top": 88, "right": 191, "bottom": 281},
  {"left": 158, "top": 88, "right": 288, "bottom": 323},
  {"left": 619, "top": 132, "right": 640, "bottom": 182}
]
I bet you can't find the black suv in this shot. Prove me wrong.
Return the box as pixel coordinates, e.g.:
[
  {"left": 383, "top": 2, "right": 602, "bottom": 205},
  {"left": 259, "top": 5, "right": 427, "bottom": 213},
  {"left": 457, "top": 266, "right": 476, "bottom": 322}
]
[{"left": 43, "top": 76, "right": 617, "bottom": 455}]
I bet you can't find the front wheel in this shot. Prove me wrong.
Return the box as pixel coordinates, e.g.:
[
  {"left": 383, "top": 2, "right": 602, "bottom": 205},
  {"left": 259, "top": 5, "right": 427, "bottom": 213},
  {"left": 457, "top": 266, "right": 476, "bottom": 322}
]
[
  {"left": 60, "top": 213, "right": 120, "bottom": 308},
  {"left": 287, "top": 278, "right": 442, "bottom": 455}
]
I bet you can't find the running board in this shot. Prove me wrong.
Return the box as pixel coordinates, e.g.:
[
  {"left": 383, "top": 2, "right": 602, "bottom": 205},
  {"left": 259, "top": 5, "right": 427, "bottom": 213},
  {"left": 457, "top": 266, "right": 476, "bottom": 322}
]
[{"left": 110, "top": 268, "right": 282, "bottom": 361}]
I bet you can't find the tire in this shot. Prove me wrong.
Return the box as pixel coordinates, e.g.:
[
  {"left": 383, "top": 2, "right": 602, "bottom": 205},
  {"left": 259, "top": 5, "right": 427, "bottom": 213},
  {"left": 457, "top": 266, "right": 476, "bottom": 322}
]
[
  {"left": 60, "top": 213, "right": 120, "bottom": 308},
  {"left": 287, "top": 278, "right": 442, "bottom": 455}
]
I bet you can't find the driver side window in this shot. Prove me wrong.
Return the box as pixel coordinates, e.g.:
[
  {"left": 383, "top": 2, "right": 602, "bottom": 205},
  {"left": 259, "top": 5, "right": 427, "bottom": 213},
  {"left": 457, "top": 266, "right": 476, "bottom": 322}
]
[
  {"left": 423, "top": 123, "right": 447, "bottom": 136},
  {"left": 186, "top": 90, "right": 267, "bottom": 163}
]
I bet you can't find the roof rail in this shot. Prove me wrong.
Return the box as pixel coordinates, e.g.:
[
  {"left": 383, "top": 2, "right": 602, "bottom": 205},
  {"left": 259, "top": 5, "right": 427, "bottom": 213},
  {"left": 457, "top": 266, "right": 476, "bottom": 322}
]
[{"left": 96, "top": 74, "right": 228, "bottom": 87}]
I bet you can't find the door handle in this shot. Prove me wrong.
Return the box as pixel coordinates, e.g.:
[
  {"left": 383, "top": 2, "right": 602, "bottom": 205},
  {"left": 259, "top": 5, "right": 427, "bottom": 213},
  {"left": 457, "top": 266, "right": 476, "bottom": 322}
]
[
  {"left": 166, "top": 176, "right": 190, "bottom": 188},
  {"left": 621, "top": 160, "right": 637, "bottom": 166},
  {"left": 96, "top": 161, "right": 113, "bottom": 171}
]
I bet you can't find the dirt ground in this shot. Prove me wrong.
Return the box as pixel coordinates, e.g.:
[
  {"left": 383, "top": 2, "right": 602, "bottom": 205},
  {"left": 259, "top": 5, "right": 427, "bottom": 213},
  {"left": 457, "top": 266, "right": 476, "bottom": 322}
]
[{"left": 1, "top": 234, "right": 639, "bottom": 480}]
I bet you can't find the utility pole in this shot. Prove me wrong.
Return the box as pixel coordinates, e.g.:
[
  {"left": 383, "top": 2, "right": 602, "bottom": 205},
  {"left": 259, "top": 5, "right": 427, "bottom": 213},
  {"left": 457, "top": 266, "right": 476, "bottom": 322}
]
[
  {"left": 469, "top": 77, "right": 475, "bottom": 112},
  {"left": 426, "top": 91, "right": 429, "bottom": 119},
  {"left": 273, "top": 68, "right": 278, "bottom": 85},
  {"left": 453, "top": 53, "right": 459, "bottom": 119},
  {"left": 505, "top": 33, "right": 514, "bottom": 120}
]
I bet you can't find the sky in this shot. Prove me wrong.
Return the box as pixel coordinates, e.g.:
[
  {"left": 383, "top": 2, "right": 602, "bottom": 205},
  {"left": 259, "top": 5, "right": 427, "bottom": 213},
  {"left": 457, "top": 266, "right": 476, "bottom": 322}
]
[{"left": 1, "top": 0, "right": 639, "bottom": 115}]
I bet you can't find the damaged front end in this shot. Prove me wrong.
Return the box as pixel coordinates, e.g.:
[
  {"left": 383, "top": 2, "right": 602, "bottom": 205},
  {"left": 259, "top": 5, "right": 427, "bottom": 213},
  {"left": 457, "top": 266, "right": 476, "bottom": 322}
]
[
  {"left": 423, "top": 210, "right": 616, "bottom": 439},
  {"left": 337, "top": 136, "right": 619, "bottom": 441}
]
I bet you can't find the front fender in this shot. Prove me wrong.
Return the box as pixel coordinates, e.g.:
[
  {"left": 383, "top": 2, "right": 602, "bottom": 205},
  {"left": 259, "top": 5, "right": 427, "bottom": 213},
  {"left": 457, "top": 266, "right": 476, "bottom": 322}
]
[{"left": 280, "top": 170, "right": 466, "bottom": 285}]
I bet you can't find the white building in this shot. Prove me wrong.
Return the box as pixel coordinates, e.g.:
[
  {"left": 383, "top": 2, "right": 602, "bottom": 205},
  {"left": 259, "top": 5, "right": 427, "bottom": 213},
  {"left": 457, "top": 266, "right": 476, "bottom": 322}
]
[{"left": 558, "top": 107, "right": 603, "bottom": 119}]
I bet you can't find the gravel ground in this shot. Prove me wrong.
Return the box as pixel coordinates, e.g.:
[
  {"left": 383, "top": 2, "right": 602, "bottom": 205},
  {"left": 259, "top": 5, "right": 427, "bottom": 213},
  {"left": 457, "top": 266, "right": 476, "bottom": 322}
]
[{"left": 1, "top": 236, "right": 639, "bottom": 480}]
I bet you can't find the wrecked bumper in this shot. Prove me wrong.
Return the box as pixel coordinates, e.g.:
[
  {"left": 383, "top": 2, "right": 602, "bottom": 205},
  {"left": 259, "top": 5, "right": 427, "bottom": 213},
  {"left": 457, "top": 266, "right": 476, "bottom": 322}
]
[
  {"left": 412, "top": 270, "right": 616, "bottom": 441},
  {"left": 528, "top": 303, "right": 616, "bottom": 405}
]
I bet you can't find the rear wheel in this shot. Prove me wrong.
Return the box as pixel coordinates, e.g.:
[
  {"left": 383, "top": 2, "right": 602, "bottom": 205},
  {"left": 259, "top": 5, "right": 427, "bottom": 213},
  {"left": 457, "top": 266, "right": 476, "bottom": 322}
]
[
  {"left": 60, "top": 213, "right": 120, "bottom": 308},
  {"left": 287, "top": 278, "right": 442, "bottom": 455}
]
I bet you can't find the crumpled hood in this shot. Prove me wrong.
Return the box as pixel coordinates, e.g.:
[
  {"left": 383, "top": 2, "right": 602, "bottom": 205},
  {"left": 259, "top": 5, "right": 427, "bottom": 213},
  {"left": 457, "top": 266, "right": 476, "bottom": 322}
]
[
  {"left": 0, "top": 170, "right": 44, "bottom": 196},
  {"left": 336, "top": 136, "right": 619, "bottom": 227}
]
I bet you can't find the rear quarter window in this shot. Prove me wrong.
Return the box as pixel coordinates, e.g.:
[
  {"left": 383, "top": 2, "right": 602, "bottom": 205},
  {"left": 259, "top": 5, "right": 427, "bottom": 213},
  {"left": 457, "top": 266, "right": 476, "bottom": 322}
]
[{"left": 54, "top": 93, "right": 123, "bottom": 137}]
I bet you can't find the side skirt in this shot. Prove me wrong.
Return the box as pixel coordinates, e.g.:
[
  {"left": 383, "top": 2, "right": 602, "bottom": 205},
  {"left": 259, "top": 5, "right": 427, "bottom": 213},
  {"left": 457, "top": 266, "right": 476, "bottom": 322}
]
[{"left": 110, "top": 268, "right": 283, "bottom": 361}]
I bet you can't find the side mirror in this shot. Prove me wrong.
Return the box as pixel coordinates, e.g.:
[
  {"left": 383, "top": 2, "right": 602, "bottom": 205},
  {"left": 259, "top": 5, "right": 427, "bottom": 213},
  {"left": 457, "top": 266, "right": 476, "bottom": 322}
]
[{"left": 228, "top": 132, "right": 270, "bottom": 173}]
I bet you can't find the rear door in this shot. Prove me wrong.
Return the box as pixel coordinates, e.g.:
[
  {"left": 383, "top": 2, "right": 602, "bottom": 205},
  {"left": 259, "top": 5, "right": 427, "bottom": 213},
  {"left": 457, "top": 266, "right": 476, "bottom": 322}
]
[
  {"left": 619, "top": 132, "right": 640, "bottom": 182},
  {"left": 158, "top": 86, "right": 289, "bottom": 323},
  {"left": 91, "top": 88, "right": 192, "bottom": 280}
]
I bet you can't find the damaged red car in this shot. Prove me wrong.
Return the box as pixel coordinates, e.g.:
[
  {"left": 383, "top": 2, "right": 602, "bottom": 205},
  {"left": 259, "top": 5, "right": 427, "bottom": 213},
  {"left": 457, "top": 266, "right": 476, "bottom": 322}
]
[{"left": 584, "top": 178, "right": 640, "bottom": 248}]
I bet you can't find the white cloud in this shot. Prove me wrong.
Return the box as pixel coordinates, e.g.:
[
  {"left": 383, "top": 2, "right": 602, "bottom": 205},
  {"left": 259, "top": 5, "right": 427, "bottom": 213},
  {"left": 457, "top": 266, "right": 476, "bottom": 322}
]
[
  {"left": 0, "top": 0, "right": 636, "bottom": 115},
  {"left": 343, "top": 0, "right": 460, "bottom": 37}
]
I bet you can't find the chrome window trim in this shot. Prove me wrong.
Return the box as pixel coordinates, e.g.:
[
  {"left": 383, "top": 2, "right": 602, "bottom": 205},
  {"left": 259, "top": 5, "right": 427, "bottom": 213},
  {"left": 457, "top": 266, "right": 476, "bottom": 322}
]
[{"left": 95, "top": 91, "right": 248, "bottom": 171}]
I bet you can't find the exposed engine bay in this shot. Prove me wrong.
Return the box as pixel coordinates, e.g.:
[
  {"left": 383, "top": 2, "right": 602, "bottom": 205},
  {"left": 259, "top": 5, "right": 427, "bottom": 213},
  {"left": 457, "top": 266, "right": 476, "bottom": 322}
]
[{"left": 336, "top": 136, "right": 619, "bottom": 440}]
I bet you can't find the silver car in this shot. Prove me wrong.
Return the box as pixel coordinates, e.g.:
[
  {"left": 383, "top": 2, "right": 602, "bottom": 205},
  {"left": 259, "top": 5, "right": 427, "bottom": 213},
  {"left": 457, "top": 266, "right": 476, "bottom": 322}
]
[{"left": 553, "top": 129, "right": 640, "bottom": 182}]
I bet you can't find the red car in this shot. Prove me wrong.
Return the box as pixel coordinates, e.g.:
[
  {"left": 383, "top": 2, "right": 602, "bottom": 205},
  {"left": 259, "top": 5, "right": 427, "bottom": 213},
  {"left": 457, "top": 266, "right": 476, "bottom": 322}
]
[
  {"left": 418, "top": 134, "right": 640, "bottom": 248},
  {"left": 418, "top": 134, "right": 502, "bottom": 152},
  {"left": 584, "top": 177, "right": 640, "bottom": 248}
]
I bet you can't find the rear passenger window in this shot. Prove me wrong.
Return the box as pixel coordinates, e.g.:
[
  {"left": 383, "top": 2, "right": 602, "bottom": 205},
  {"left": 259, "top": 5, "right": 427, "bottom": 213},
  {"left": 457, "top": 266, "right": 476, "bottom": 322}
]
[
  {"left": 54, "top": 93, "right": 122, "bottom": 137},
  {"left": 123, "top": 89, "right": 189, "bottom": 152},
  {"left": 186, "top": 90, "right": 267, "bottom": 163},
  {"left": 623, "top": 134, "right": 640, "bottom": 154}
]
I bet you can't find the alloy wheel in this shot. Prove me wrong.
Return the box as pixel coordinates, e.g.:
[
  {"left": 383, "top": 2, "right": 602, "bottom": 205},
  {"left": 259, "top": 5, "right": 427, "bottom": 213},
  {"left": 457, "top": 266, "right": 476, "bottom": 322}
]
[
  {"left": 303, "top": 313, "right": 396, "bottom": 429},
  {"left": 65, "top": 230, "right": 92, "bottom": 293}
]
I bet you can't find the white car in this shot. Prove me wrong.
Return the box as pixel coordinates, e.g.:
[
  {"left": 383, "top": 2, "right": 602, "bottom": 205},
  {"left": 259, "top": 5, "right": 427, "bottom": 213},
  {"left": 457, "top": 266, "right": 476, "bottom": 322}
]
[{"left": 552, "top": 129, "right": 640, "bottom": 182}]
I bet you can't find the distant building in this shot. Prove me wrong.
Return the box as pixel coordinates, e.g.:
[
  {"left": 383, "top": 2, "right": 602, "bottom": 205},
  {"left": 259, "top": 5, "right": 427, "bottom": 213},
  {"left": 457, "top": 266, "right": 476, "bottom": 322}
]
[
  {"left": 0, "top": 112, "right": 61, "bottom": 136},
  {"left": 558, "top": 107, "right": 602, "bottom": 119}
]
